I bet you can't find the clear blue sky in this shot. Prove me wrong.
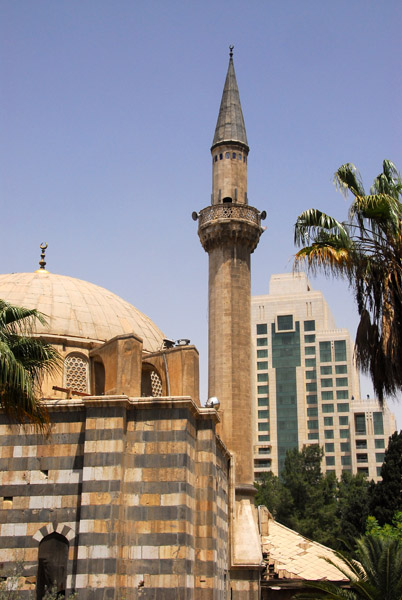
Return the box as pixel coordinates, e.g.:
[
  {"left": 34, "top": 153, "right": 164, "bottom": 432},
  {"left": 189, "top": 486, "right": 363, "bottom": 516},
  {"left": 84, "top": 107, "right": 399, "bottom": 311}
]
[{"left": 1, "top": 1, "right": 401, "bottom": 425}]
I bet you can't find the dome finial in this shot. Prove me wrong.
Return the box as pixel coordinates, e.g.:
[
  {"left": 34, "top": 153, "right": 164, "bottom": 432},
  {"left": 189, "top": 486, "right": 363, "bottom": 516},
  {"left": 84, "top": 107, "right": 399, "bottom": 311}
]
[
  {"left": 35, "top": 242, "right": 49, "bottom": 273},
  {"left": 229, "top": 45, "right": 234, "bottom": 59}
]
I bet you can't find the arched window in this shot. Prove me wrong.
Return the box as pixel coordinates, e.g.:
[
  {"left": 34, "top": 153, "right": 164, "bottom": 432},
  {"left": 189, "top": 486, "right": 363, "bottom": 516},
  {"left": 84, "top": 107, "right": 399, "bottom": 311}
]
[
  {"left": 64, "top": 353, "right": 89, "bottom": 394},
  {"left": 36, "top": 532, "right": 69, "bottom": 600}
]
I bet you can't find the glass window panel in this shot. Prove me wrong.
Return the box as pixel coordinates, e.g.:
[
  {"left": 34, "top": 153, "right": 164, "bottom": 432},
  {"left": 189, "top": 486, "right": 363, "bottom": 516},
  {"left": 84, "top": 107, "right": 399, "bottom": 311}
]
[
  {"left": 339, "top": 416, "right": 349, "bottom": 426},
  {"left": 305, "top": 346, "right": 316, "bottom": 355},
  {"left": 319, "top": 341, "right": 332, "bottom": 362},
  {"left": 306, "top": 382, "right": 317, "bottom": 392},
  {"left": 336, "top": 390, "right": 348, "bottom": 399},
  {"left": 340, "top": 442, "right": 350, "bottom": 452},
  {"left": 322, "top": 404, "right": 334, "bottom": 413},
  {"left": 256, "top": 460, "right": 271, "bottom": 468},
  {"left": 320, "top": 366, "right": 332, "bottom": 375},
  {"left": 304, "top": 320, "right": 315, "bottom": 331},
  {"left": 358, "top": 467, "right": 369, "bottom": 475},
  {"left": 321, "top": 378, "right": 333, "bottom": 388},
  {"left": 257, "top": 338, "right": 268, "bottom": 347},
  {"left": 257, "top": 324, "right": 267, "bottom": 335},
  {"left": 307, "top": 407, "right": 318, "bottom": 417},
  {"left": 336, "top": 377, "right": 348, "bottom": 387},
  {"left": 258, "top": 398, "right": 269, "bottom": 406},
  {"left": 326, "top": 456, "right": 335, "bottom": 466},
  {"left": 325, "top": 443, "right": 334, "bottom": 453},
  {"left": 375, "top": 439, "right": 385, "bottom": 449},
  {"left": 356, "top": 439, "right": 367, "bottom": 449},
  {"left": 324, "top": 430, "right": 334, "bottom": 439},
  {"left": 355, "top": 414, "right": 366, "bottom": 434},
  {"left": 305, "top": 358, "right": 316, "bottom": 367},
  {"left": 259, "top": 447, "right": 270, "bottom": 454},
  {"left": 340, "top": 429, "right": 350, "bottom": 438},
  {"left": 324, "top": 417, "right": 333, "bottom": 426},
  {"left": 307, "top": 395, "right": 317, "bottom": 404},
  {"left": 304, "top": 334, "right": 316, "bottom": 343},
  {"left": 258, "top": 385, "right": 268, "bottom": 395},
  {"left": 308, "top": 420, "right": 319, "bottom": 430},
  {"left": 335, "top": 365, "right": 347, "bottom": 374},
  {"left": 334, "top": 340, "right": 347, "bottom": 361},
  {"left": 257, "top": 373, "right": 268, "bottom": 382},
  {"left": 321, "top": 391, "right": 334, "bottom": 401},
  {"left": 357, "top": 453, "right": 368, "bottom": 463},
  {"left": 376, "top": 452, "right": 385, "bottom": 463},
  {"left": 259, "top": 434, "right": 270, "bottom": 442},
  {"left": 257, "top": 361, "right": 268, "bottom": 370},
  {"left": 373, "top": 412, "right": 384, "bottom": 435},
  {"left": 258, "top": 422, "right": 269, "bottom": 431},
  {"left": 258, "top": 410, "right": 269, "bottom": 419},
  {"left": 306, "top": 370, "right": 316, "bottom": 380},
  {"left": 337, "top": 403, "right": 349, "bottom": 413},
  {"left": 277, "top": 315, "right": 293, "bottom": 331},
  {"left": 257, "top": 349, "right": 268, "bottom": 358},
  {"left": 377, "top": 466, "right": 382, "bottom": 477},
  {"left": 341, "top": 455, "right": 351, "bottom": 466},
  {"left": 308, "top": 432, "right": 319, "bottom": 440}
]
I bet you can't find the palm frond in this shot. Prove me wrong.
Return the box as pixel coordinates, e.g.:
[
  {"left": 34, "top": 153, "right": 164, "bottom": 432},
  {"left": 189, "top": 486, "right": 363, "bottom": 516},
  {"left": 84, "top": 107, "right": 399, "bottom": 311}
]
[
  {"left": 0, "top": 300, "right": 61, "bottom": 430},
  {"left": 295, "top": 209, "right": 350, "bottom": 247},
  {"left": 334, "top": 164, "right": 365, "bottom": 198},
  {"left": 294, "top": 244, "right": 352, "bottom": 276}
]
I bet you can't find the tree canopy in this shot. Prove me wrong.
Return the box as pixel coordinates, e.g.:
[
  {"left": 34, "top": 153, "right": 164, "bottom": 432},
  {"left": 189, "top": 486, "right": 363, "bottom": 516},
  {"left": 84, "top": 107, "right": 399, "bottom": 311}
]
[
  {"left": 294, "top": 160, "right": 402, "bottom": 401},
  {"left": 369, "top": 430, "right": 402, "bottom": 525}
]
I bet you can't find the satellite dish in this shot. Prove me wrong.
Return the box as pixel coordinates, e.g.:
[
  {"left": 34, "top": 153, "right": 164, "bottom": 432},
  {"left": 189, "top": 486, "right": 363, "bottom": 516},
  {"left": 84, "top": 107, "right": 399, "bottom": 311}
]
[
  {"left": 260, "top": 210, "right": 267, "bottom": 221},
  {"left": 192, "top": 211, "right": 199, "bottom": 221}
]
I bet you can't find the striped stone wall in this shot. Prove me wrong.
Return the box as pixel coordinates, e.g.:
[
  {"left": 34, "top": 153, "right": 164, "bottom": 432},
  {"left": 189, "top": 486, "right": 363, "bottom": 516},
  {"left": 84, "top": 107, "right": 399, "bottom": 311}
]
[{"left": 0, "top": 396, "right": 232, "bottom": 599}]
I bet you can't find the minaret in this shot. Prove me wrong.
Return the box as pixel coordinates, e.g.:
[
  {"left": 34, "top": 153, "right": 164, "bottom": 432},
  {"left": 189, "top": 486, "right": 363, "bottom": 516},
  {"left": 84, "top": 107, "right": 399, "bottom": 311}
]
[{"left": 196, "top": 48, "right": 265, "bottom": 489}]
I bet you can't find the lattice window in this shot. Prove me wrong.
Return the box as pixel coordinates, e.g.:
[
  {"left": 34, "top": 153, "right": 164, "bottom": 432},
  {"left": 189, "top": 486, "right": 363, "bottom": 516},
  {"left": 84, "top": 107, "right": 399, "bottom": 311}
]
[
  {"left": 150, "top": 370, "right": 163, "bottom": 397},
  {"left": 64, "top": 354, "right": 89, "bottom": 393}
]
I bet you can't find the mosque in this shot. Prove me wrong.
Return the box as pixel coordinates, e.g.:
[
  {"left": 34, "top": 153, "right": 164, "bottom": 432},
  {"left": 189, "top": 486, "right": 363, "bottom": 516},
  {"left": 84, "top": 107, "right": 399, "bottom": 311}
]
[{"left": 0, "top": 51, "right": 347, "bottom": 599}]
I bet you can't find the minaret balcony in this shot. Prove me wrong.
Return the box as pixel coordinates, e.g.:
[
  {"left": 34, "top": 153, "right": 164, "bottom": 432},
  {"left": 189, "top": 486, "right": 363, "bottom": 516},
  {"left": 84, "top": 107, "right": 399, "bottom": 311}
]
[
  {"left": 198, "top": 204, "right": 264, "bottom": 253},
  {"left": 198, "top": 203, "right": 261, "bottom": 228}
]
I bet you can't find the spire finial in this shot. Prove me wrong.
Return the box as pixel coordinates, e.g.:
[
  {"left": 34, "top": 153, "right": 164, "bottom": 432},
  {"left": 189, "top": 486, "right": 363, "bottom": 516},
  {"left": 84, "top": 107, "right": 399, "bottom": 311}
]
[
  {"left": 229, "top": 45, "right": 234, "bottom": 59},
  {"left": 35, "top": 242, "right": 49, "bottom": 273}
]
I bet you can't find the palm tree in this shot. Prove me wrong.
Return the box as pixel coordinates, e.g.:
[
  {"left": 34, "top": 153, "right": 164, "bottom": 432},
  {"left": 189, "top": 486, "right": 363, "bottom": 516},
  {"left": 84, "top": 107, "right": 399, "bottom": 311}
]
[
  {"left": 294, "top": 534, "right": 402, "bottom": 599},
  {"left": 0, "top": 300, "right": 61, "bottom": 428},
  {"left": 294, "top": 160, "right": 402, "bottom": 401}
]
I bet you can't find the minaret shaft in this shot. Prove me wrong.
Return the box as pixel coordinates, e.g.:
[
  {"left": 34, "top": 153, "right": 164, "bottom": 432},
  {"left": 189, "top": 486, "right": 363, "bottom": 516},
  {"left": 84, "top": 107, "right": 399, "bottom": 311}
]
[{"left": 208, "top": 243, "right": 253, "bottom": 484}]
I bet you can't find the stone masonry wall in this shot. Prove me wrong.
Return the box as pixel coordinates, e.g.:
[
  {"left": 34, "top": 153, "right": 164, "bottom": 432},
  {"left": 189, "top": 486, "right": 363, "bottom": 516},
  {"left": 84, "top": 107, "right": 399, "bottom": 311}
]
[{"left": 0, "top": 396, "right": 230, "bottom": 600}]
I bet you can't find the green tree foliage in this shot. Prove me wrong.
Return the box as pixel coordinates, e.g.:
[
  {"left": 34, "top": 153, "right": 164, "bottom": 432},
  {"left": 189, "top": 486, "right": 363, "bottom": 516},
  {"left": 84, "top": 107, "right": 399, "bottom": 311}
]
[
  {"left": 294, "top": 534, "right": 402, "bottom": 600},
  {"left": 0, "top": 300, "right": 61, "bottom": 428},
  {"left": 294, "top": 160, "right": 402, "bottom": 401},
  {"left": 369, "top": 431, "right": 402, "bottom": 525},
  {"left": 366, "top": 512, "right": 402, "bottom": 542},
  {"left": 255, "top": 445, "right": 371, "bottom": 550}
]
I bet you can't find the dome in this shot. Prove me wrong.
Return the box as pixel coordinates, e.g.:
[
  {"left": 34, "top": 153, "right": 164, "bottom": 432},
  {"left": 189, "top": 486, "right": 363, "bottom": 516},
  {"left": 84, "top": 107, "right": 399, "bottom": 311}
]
[{"left": 0, "top": 271, "right": 165, "bottom": 353}]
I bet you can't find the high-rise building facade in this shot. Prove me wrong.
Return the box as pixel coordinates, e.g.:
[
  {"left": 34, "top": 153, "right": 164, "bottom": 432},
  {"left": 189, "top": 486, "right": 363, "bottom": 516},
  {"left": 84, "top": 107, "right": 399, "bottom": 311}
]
[{"left": 251, "top": 273, "right": 396, "bottom": 481}]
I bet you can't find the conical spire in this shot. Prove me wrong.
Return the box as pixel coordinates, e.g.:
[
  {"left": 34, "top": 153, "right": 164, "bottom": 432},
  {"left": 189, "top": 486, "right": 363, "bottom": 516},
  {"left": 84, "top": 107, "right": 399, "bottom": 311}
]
[{"left": 212, "top": 47, "right": 248, "bottom": 150}]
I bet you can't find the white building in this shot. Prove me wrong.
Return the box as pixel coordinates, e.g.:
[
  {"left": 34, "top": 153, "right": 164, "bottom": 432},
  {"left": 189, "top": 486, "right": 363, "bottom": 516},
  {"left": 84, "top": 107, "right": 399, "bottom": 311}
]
[{"left": 251, "top": 273, "right": 396, "bottom": 481}]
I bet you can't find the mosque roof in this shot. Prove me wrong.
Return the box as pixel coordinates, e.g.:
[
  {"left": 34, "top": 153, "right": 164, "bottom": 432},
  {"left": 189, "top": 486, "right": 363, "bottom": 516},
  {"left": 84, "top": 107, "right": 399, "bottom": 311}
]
[
  {"left": 0, "top": 271, "right": 165, "bottom": 352},
  {"left": 212, "top": 47, "right": 249, "bottom": 150}
]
